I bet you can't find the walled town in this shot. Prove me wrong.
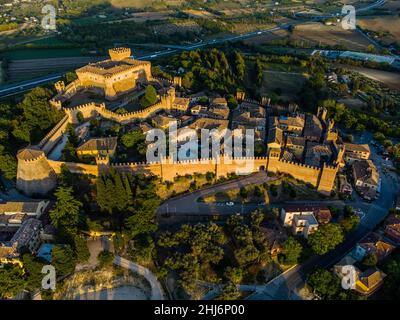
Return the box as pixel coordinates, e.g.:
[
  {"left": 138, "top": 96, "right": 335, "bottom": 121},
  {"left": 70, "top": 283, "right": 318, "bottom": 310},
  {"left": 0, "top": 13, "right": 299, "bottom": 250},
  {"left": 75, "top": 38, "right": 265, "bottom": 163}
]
[{"left": 2, "top": 0, "right": 400, "bottom": 311}]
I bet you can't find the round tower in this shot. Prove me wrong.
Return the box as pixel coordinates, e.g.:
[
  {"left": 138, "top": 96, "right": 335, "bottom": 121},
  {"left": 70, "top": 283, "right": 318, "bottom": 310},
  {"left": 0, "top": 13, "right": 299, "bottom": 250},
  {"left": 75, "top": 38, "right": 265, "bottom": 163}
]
[{"left": 16, "top": 147, "right": 57, "bottom": 196}]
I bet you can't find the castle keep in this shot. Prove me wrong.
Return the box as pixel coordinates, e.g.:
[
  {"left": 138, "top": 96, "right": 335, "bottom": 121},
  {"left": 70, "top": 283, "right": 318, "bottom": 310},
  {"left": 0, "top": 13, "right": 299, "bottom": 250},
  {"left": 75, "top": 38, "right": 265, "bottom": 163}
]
[
  {"left": 75, "top": 47, "right": 151, "bottom": 100},
  {"left": 17, "top": 48, "right": 341, "bottom": 196}
]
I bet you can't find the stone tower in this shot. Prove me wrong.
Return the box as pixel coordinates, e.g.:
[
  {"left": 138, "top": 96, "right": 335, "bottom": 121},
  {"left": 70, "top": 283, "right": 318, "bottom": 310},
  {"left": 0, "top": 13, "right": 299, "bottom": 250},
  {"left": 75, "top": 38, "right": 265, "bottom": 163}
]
[
  {"left": 109, "top": 47, "right": 131, "bottom": 61},
  {"left": 317, "top": 106, "right": 328, "bottom": 122},
  {"left": 173, "top": 76, "right": 182, "bottom": 87},
  {"left": 236, "top": 90, "right": 245, "bottom": 101},
  {"left": 54, "top": 81, "right": 65, "bottom": 93},
  {"left": 16, "top": 147, "right": 57, "bottom": 196},
  {"left": 317, "top": 163, "right": 338, "bottom": 195},
  {"left": 261, "top": 96, "right": 271, "bottom": 107}
]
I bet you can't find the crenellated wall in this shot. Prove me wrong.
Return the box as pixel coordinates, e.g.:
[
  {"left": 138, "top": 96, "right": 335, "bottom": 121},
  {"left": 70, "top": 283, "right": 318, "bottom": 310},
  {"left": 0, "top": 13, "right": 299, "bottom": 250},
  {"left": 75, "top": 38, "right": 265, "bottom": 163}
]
[
  {"left": 268, "top": 152, "right": 322, "bottom": 187},
  {"left": 63, "top": 88, "right": 188, "bottom": 125},
  {"left": 38, "top": 115, "right": 70, "bottom": 155}
]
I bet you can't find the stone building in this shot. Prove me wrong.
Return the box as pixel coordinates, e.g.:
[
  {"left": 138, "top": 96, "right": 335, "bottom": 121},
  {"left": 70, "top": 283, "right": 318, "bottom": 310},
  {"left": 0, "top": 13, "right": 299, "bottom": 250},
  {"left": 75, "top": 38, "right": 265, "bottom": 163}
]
[{"left": 75, "top": 48, "right": 152, "bottom": 100}]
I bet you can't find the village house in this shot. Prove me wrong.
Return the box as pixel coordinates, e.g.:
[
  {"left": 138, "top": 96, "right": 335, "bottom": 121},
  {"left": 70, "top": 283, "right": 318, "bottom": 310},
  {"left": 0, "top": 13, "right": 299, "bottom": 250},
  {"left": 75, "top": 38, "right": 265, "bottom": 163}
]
[
  {"left": 304, "top": 142, "right": 333, "bottom": 167},
  {"left": 232, "top": 101, "right": 266, "bottom": 141},
  {"left": 270, "top": 115, "right": 305, "bottom": 134},
  {"left": 267, "top": 127, "right": 284, "bottom": 150},
  {"left": 383, "top": 214, "right": 400, "bottom": 244},
  {"left": 355, "top": 268, "right": 386, "bottom": 296},
  {"left": 0, "top": 200, "right": 50, "bottom": 228},
  {"left": 0, "top": 218, "right": 42, "bottom": 266},
  {"left": 77, "top": 137, "right": 118, "bottom": 159},
  {"left": 280, "top": 206, "right": 322, "bottom": 238},
  {"left": 151, "top": 114, "right": 180, "bottom": 130},
  {"left": 344, "top": 143, "right": 371, "bottom": 163},
  {"left": 350, "top": 232, "right": 395, "bottom": 262},
  {"left": 351, "top": 159, "right": 380, "bottom": 200},
  {"left": 334, "top": 255, "right": 358, "bottom": 279}
]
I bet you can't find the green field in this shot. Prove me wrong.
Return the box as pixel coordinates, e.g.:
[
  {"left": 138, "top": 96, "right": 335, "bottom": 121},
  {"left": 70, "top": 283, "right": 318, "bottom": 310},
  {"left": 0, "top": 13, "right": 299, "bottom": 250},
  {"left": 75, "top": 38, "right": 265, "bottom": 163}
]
[{"left": 261, "top": 70, "right": 308, "bottom": 101}]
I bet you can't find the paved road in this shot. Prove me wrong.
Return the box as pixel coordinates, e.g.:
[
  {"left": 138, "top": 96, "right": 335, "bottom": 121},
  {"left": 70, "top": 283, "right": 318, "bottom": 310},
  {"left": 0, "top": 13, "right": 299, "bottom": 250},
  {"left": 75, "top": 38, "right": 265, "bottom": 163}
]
[
  {"left": 113, "top": 255, "right": 165, "bottom": 300},
  {"left": 0, "top": 0, "right": 386, "bottom": 98},
  {"left": 157, "top": 171, "right": 275, "bottom": 218}
]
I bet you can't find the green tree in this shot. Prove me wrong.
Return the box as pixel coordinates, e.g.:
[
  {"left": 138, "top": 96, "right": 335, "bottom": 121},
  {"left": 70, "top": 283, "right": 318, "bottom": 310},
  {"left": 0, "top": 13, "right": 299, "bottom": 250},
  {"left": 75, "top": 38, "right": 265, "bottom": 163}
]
[
  {"left": 52, "top": 245, "right": 76, "bottom": 277},
  {"left": 234, "top": 51, "right": 246, "bottom": 81},
  {"left": 121, "top": 130, "right": 145, "bottom": 148},
  {"left": 307, "top": 268, "right": 340, "bottom": 299},
  {"left": 363, "top": 253, "right": 378, "bottom": 267},
  {"left": 140, "top": 85, "right": 158, "bottom": 108},
  {"left": 340, "top": 214, "right": 360, "bottom": 233},
  {"left": 0, "top": 264, "right": 26, "bottom": 299},
  {"left": 308, "top": 224, "right": 344, "bottom": 255},
  {"left": 255, "top": 58, "right": 263, "bottom": 85},
  {"left": 97, "top": 250, "right": 114, "bottom": 268},
  {"left": 74, "top": 236, "right": 90, "bottom": 263},
  {"left": 217, "top": 282, "right": 241, "bottom": 300},
  {"left": 22, "top": 253, "right": 46, "bottom": 290},
  {"left": 224, "top": 267, "right": 243, "bottom": 285},
  {"left": 50, "top": 186, "right": 82, "bottom": 241},
  {"left": 280, "top": 237, "right": 302, "bottom": 265},
  {"left": 250, "top": 209, "right": 264, "bottom": 227},
  {"left": 125, "top": 198, "right": 160, "bottom": 237}
]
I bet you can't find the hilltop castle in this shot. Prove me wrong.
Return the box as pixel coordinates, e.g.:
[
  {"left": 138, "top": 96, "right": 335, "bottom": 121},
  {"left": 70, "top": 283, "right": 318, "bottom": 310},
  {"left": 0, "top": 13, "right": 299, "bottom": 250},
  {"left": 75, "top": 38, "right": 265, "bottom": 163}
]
[{"left": 16, "top": 48, "right": 343, "bottom": 196}]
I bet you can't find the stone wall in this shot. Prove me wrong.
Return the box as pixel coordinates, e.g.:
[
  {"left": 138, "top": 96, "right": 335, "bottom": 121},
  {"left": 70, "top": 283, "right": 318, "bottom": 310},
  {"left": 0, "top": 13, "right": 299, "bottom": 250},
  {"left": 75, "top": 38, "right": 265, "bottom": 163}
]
[
  {"left": 37, "top": 115, "right": 70, "bottom": 155},
  {"left": 64, "top": 88, "right": 187, "bottom": 125}
]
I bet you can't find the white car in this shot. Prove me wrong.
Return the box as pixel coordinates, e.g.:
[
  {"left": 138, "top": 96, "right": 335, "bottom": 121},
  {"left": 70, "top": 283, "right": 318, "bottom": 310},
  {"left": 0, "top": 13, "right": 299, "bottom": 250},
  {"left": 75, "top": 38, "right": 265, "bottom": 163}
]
[{"left": 226, "top": 202, "right": 234, "bottom": 206}]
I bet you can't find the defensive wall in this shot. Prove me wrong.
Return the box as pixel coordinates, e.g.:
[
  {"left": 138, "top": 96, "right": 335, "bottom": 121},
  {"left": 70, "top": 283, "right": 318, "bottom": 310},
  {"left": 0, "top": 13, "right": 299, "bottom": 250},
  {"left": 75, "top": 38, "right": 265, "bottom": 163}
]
[{"left": 16, "top": 84, "right": 338, "bottom": 196}]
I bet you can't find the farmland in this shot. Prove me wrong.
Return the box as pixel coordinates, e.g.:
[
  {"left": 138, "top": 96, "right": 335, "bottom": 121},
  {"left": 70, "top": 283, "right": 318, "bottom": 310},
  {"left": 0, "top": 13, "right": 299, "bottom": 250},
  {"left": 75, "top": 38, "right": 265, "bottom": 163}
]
[
  {"left": 358, "top": 16, "right": 400, "bottom": 46},
  {"left": 290, "top": 22, "right": 374, "bottom": 51},
  {"left": 5, "top": 56, "right": 104, "bottom": 82}
]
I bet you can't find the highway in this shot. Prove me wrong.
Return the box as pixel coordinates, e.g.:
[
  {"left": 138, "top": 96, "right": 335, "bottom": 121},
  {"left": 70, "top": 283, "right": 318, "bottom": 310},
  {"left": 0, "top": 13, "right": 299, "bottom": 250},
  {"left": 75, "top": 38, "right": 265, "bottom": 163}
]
[{"left": 0, "top": 0, "right": 386, "bottom": 99}]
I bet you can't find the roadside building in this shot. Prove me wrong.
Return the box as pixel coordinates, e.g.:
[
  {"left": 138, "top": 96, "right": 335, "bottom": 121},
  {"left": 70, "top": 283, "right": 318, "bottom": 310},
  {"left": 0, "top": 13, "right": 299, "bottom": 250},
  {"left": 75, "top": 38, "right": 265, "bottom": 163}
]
[
  {"left": 355, "top": 268, "right": 386, "bottom": 296},
  {"left": 384, "top": 214, "right": 400, "bottom": 244},
  {"left": 344, "top": 143, "right": 371, "bottom": 163},
  {"left": 0, "top": 200, "right": 49, "bottom": 219},
  {"left": 280, "top": 206, "right": 321, "bottom": 238},
  {"left": 351, "top": 232, "right": 395, "bottom": 262},
  {"left": 351, "top": 160, "right": 380, "bottom": 200}
]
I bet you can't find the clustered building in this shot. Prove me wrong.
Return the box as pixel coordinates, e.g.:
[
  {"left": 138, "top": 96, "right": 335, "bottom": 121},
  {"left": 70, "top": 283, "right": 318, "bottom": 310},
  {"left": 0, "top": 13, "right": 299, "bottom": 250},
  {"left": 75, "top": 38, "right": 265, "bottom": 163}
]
[{"left": 14, "top": 48, "right": 376, "bottom": 203}]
